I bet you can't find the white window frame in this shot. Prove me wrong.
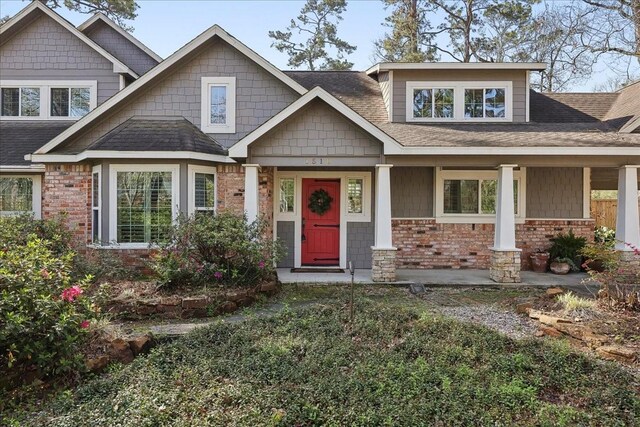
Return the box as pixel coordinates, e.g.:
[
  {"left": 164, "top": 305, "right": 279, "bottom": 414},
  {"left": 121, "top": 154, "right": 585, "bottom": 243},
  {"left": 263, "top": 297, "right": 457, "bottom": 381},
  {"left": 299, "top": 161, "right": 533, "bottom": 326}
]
[
  {"left": 91, "top": 165, "right": 102, "bottom": 243},
  {"left": 108, "top": 164, "right": 180, "bottom": 248},
  {"left": 434, "top": 167, "right": 526, "bottom": 224},
  {"left": 200, "top": 76, "right": 236, "bottom": 133},
  {"left": 188, "top": 165, "right": 217, "bottom": 215},
  {"left": 406, "top": 81, "right": 513, "bottom": 122},
  {"left": 0, "top": 174, "right": 41, "bottom": 218},
  {"left": 276, "top": 174, "right": 297, "bottom": 221}
]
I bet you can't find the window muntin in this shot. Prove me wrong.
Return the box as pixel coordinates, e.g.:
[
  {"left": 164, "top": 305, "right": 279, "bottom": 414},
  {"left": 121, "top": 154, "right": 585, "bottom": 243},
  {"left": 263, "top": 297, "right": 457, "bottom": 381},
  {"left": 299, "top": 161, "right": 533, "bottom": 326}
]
[
  {"left": 412, "top": 88, "right": 454, "bottom": 119},
  {"left": 116, "top": 171, "right": 173, "bottom": 244},
  {"left": 1, "top": 87, "right": 40, "bottom": 117},
  {"left": 347, "top": 178, "right": 364, "bottom": 214},
  {"left": 464, "top": 88, "right": 506, "bottom": 118},
  {"left": 194, "top": 172, "right": 215, "bottom": 211},
  {"left": 279, "top": 178, "right": 295, "bottom": 213},
  {"left": 51, "top": 87, "right": 91, "bottom": 117},
  {"left": 0, "top": 177, "right": 33, "bottom": 212},
  {"left": 442, "top": 176, "right": 519, "bottom": 216},
  {"left": 201, "top": 77, "right": 236, "bottom": 133}
]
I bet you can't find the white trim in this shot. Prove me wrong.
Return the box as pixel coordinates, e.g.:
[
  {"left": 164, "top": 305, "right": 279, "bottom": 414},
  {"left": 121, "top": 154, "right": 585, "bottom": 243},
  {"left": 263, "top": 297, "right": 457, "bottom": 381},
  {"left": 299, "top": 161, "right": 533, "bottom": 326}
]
[
  {"left": 229, "top": 87, "right": 403, "bottom": 158},
  {"left": 201, "top": 76, "right": 236, "bottom": 133},
  {"left": 243, "top": 164, "right": 260, "bottom": 223},
  {"left": 434, "top": 167, "right": 525, "bottom": 224},
  {"left": 77, "top": 13, "right": 163, "bottom": 63},
  {"left": 119, "top": 75, "right": 126, "bottom": 91},
  {"left": 34, "top": 24, "right": 306, "bottom": 155},
  {"left": 0, "top": 2, "right": 138, "bottom": 79},
  {"left": 91, "top": 164, "right": 102, "bottom": 243},
  {"left": 108, "top": 164, "right": 180, "bottom": 247},
  {"left": 615, "top": 165, "right": 640, "bottom": 251},
  {"left": 525, "top": 70, "right": 530, "bottom": 122},
  {"left": 373, "top": 164, "right": 394, "bottom": 249},
  {"left": 493, "top": 165, "right": 518, "bottom": 250},
  {"left": 187, "top": 164, "right": 217, "bottom": 216},
  {"left": 383, "top": 146, "right": 640, "bottom": 156},
  {"left": 0, "top": 165, "right": 45, "bottom": 172},
  {"left": 405, "top": 81, "right": 513, "bottom": 123},
  {"left": 583, "top": 167, "right": 591, "bottom": 219},
  {"left": 0, "top": 80, "right": 97, "bottom": 121},
  {"left": 366, "top": 62, "right": 547, "bottom": 75},
  {"left": 274, "top": 170, "right": 372, "bottom": 269},
  {"left": 0, "top": 174, "right": 41, "bottom": 219},
  {"left": 28, "top": 150, "right": 235, "bottom": 163}
]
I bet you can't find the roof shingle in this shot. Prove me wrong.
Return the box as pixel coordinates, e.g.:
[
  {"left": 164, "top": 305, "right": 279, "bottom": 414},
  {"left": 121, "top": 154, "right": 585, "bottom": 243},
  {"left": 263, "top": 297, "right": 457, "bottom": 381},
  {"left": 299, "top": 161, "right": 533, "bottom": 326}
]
[{"left": 0, "top": 121, "right": 73, "bottom": 166}]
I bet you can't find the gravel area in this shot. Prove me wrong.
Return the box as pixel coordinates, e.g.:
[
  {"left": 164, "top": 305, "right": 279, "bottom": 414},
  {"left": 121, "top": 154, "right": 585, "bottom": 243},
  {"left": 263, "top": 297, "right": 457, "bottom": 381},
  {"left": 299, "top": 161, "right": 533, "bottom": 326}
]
[{"left": 434, "top": 305, "right": 539, "bottom": 339}]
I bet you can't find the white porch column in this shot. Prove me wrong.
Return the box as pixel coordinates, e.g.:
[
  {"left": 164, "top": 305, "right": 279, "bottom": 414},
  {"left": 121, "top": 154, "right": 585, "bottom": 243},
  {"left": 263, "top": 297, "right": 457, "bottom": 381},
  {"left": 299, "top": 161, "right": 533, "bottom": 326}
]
[
  {"left": 243, "top": 164, "right": 260, "bottom": 223},
  {"left": 490, "top": 164, "right": 521, "bottom": 283},
  {"left": 615, "top": 165, "right": 640, "bottom": 251},
  {"left": 372, "top": 164, "right": 396, "bottom": 282}
]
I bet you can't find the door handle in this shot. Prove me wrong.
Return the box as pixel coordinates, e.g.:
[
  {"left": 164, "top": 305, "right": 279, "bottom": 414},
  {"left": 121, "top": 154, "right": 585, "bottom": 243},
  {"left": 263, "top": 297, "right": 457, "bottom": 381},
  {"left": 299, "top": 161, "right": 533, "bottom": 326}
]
[{"left": 313, "top": 224, "right": 340, "bottom": 228}]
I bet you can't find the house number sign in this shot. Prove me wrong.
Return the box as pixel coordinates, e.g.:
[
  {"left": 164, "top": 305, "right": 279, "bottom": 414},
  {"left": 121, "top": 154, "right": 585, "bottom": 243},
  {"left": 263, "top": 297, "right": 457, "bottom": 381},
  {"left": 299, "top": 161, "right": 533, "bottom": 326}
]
[{"left": 305, "top": 158, "right": 331, "bottom": 165}]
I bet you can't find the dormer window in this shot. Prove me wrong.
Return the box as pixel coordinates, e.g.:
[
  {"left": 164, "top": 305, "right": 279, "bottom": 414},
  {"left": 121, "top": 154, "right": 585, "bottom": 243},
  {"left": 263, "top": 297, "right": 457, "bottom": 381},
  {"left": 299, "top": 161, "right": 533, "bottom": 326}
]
[
  {"left": 412, "top": 88, "right": 454, "bottom": 119},
  {"left": 464, "top": 88, "right": 506, "bottom": 118},
  {"left": 201, "top": 77, "right": 236, "bottom": 133}
]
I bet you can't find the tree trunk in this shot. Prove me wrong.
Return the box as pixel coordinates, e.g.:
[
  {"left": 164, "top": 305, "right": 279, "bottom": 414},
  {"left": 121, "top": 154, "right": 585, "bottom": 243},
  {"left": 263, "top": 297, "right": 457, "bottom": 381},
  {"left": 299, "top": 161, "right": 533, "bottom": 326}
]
[
  {"left": 634, "top": 0, "right": 640, "bottom": 63},
  {"left": 410, "top": 0, "right": 419, "bottom": 57}
]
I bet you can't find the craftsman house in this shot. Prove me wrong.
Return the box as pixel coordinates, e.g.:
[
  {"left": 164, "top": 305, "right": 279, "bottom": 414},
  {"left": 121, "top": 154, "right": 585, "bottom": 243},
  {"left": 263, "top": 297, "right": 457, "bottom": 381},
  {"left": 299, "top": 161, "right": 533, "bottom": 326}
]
[{"left": 1, "top": 1, "right": 639, "bottom": 282}]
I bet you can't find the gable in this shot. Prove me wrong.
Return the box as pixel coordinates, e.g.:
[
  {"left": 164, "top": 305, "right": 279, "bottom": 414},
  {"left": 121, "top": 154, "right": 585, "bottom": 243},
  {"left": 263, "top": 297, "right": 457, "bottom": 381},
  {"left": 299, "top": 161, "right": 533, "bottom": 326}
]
[
  {"left": 249, "top": 99, "right": 382, "bottom": 166},
  {"left": 0, "top": 13, "right": 120, "bottom": 104},
  {"left": 51, "top": 36, "right": 300, "bottom": 154},
  {"left": 81, "top": 17, "right": 160, "bottom": 75}
]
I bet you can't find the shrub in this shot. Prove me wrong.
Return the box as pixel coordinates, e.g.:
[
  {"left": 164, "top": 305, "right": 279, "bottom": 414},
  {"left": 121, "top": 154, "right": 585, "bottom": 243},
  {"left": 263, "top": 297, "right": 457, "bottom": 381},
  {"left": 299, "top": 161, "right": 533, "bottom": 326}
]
[
  {"left": 594, "top": 226, "right": 616, "bottom": 248},
  {"left": 0, "top": 233, "right": 98, "bottom": 379},
  {"left": 151, "top": 212, "right": 284, "bottom": 289},
  {"left": 0, "top": 214, "right": 71, "bottom": 256},
  {"left": 548, "top": 229, "right": 587, "bottom": 269}
]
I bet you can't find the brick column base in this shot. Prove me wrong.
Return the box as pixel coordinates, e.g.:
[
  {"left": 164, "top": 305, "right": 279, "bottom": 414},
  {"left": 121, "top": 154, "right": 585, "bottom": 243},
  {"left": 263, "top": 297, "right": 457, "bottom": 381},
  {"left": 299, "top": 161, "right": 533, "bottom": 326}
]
[
  {"left": 490, "top": 250, "right": 521, "bottom": 283},
  {"left": 372, "top": 248, "right": 397, "bottom": 282}
]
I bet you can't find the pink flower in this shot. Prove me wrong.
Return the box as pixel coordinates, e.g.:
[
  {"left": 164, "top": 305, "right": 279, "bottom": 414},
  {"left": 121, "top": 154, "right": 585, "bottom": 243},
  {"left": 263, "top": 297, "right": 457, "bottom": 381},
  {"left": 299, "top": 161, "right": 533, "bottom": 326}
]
[
  {"left": 258, "top": 261, "right": 266, "bottom": 269},
  {"left": 214, "top": 271, "right": 223, "bottom": 280},
  {"left": 60, "top": 285, "right": 83, "bottom": 302},
  {"left": 80, "top": 320, "right": 90, "bottom": 329}
]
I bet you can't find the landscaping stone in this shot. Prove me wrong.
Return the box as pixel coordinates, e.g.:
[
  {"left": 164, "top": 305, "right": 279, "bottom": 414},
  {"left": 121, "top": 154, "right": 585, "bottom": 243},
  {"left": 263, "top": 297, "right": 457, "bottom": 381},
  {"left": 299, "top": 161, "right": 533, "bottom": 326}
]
[
  {"left": 596, "top": 345, "right": 636, "bottom": 362},
  {"left": 516, "top": 302, "right": 532, "bottom": 314},
  {"left": 539, "top": 326, "right": 563, "bottom": 337},
  {"left": 136, "top": 305, "right": 157, "bottom": 316},
  {"left": 538, "top": 314, "right": 572, "bottom": 326},
  {"left": 260, "top": 282, "right": 278, "bottom": 294},
  {"left": 182, "top": 296, "right": 208, "bottom": 309},
  {"left": 108, "top": 338, "right": 134, "bottom": 364},
  {"left": 218, "top": 301, "right": 238, "bottom": 314},
  {"left": 182, "top": 308, "right": 208, "bottom": 318},
  {"left": 226, "top": 291, "right": 247, "bottom": 303},
  {"left": 409, "top": 283, "right": 426, "bottom": 295},
  {"left": 160, "top": 296, "right": 181, "bottom": 306},
  {"left": 528, "top": 309, "right": 543, "bottom": 320},
  {"left": 157, "top": 304, "right": 181, "bottom": 315},
  {"left": 546, "top": 287, "right": 564, "bottom": 297},
  {"left": 85, "top": 355, "right": 110, "bottom": 373},
  {"left": 128, "top": 335, "right": 153, "bottom": 356}
]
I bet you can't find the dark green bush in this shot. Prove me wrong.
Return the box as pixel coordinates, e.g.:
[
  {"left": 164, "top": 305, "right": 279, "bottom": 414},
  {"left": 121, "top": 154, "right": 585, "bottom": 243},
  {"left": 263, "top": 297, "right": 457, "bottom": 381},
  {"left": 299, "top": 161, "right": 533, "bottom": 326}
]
[
  {"left": 0, "top": 214, "right": 71, "bottom": 256},
  {"left": 151, "top": 212, "right": 284, "bottom": 289},
  {"left": 549, "top": 229, "right": 587, "bottom": 270}
]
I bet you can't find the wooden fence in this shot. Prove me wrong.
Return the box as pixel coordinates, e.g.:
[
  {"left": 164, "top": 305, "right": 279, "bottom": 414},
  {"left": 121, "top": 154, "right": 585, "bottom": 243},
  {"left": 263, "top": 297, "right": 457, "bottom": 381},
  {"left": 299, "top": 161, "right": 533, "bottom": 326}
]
[{"left": 590, "top": 199, "right": 617, "bottom": 229}]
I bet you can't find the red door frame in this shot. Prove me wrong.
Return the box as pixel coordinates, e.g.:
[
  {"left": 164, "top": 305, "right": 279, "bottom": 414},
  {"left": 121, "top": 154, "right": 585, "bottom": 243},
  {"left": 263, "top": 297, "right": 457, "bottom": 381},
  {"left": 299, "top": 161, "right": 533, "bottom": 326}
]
[{"left": 301, "top": 178, "right": 340, "bottom": 266}]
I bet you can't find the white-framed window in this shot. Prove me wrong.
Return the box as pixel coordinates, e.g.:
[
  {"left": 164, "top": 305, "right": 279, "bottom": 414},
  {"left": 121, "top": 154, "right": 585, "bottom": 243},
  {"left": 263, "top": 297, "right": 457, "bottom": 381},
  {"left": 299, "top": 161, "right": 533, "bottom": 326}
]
[
  {"left": 344, "top": 174, "right": 371, "bottom": 221},
  {"left": 406, "top": 81, "right": 512, "bottom": 122},
  {"left": 109, "top": 164, "right": 179, "bottom": 247},
  {"left": 435, "top": 168, "right": 525, "bottom": 223},
  {"left": 91, "top": 165, "right": 101, "bottom": 243},
  {"left": 279, "top": 177, "right": 295, "bottom": 215},
  {"left": 0, "top": 80, "right": 97, "bottom": 120},
  {"left": 0, "top": 175, "right": 41, "bottom": 218},
  {"left": 188, "top": 165, "right": 216, "bottom": 215},
  {"left": 201, "top": 77, "right": 236, "bottom": 133}
]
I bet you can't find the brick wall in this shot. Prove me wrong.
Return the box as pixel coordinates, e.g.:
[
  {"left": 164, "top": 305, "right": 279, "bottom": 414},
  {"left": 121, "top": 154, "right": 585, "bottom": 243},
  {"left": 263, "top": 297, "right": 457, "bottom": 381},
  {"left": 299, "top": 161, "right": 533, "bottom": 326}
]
[
  {"left": 42, "top": 163, "right": 92, "bottom": 247},
  {"left": 393, "top": 219, "right": 594, "bottom": 270},
  {"left": 216, "top": 164, "right": 245, "bottom": 214}
]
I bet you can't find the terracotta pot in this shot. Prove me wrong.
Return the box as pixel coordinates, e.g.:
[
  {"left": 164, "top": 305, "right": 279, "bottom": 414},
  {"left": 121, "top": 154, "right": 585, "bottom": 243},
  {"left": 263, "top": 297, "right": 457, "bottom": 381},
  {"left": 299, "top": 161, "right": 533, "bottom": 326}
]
[
  {"left": 530, "top": 252, "right": 550, "bottom": 273},
  {"left": 550, "top": 262, "right": 571, "bottom": 275}
]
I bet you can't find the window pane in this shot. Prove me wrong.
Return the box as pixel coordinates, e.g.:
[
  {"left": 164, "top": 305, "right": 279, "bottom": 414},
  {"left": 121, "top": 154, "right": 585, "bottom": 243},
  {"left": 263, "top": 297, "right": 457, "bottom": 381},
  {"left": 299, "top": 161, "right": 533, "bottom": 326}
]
[
  {"left": 0, "top": 177, "right": 33, "bottom": 212},
  {"left": 195, "top": 173, "right": 215, "bottom": 209},
  {"left": 485, "top": 88, "right": 505, "bottom": 118},
  {"left": 433, "top": 89, "right": 454, "bottom": 118},
  {"left": 20, "top": 88, "right": 40, "bottom": 116},
  {"left": 480, "top": 179, "right": 518, "bottom": 214},
  {"left": 210, "top": 85, "right": 227, "bottom": 124},
  {"left": 92, "top": 210, "right": 99, "bottom": 242},
  {"left": 464, "top": 89, "right": 484, "bottom": 118},
  {"left": 70, "top": 88, "right": 90, "bottom": 117},
  {"left": 51, "top": 88, "right": 69, "bottom": 117},
  {"left": 92, "top": 172, "right": 99, "bottom": 208},
  {"left": 348, "top": 178, "right": 363, "bottom": 214},
  {"left": 413, "top": 89, "right": 432, "bottom": 118},
  {"left": 116, "top": 172, "right": 172, "bottom": 243},
  {"left": 279, "top": 178, "right": 294, "bottom": 213},
  {"left": 1, "top": 88, "right": 19, "bottom": 116},
  {"left": 444, "top": 179, "right": 478, "bottom": 214}
]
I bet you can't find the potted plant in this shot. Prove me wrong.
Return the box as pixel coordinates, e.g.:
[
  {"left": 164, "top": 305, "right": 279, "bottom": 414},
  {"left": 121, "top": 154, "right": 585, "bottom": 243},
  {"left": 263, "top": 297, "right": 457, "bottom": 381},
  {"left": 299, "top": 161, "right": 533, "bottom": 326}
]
[
  {"left": 550, "top": 257, "right": 578, "bottom": 275},
  {"left": 548, "top": 229, "right": 587, "bottom": 274},
  {"left": 530, "top": 249, "right": 550, "bottom": 273}
]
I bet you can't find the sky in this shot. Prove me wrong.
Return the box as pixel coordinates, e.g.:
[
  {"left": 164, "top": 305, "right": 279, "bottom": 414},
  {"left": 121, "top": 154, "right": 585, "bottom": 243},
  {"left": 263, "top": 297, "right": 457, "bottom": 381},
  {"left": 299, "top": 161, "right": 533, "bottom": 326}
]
[{"left": 1, "top": 0, "right": 637, "bottom": 91}]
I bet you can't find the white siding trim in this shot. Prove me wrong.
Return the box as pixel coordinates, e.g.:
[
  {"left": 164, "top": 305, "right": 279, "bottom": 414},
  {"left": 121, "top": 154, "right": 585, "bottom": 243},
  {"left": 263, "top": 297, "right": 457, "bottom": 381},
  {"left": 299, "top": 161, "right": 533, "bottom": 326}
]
[
  {"left": 92, "top": 164, "right": 102, "bottom": 242},
  {"left": 366, "top": 62, "right": 547, "bottom": 75},
  {"left": 525, "top": 70, "right": 530, "bottom": 122},
  {"left": 583, "top": 167, "right": 591, "bottom": 219},
  {"left": 200, "top": 76, "right": 236, "bottom": 133},
  {"left": 29, "top": 150, "right": 235, "bottom": 163}
]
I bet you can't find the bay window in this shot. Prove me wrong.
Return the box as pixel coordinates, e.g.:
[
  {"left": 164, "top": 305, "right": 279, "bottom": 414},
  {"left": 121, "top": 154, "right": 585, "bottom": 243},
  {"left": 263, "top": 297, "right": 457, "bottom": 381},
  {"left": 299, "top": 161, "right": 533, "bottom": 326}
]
[
  {"left": 201, "top": 77, "right": 236, "bottom": 133},
  {"left": 0, "top": 175, "right": 41, "bottom": 218}
]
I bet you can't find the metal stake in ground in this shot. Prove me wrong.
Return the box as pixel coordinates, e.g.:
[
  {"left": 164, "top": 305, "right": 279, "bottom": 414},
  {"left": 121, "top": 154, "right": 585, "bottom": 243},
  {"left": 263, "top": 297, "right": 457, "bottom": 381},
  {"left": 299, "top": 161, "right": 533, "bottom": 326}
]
[{"left": 349, "top": 261, "right": 355, "bottom": 322}]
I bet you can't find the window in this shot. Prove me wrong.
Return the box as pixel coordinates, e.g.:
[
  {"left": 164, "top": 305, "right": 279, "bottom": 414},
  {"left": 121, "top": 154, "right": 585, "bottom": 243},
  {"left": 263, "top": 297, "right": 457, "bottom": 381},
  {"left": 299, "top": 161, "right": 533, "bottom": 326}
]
[
  {"left": 412, "top": 88, "right": 454, "bottom": 119},
  {"left": 406, "top": 81, "right": 512, "bottom": 122},
  {"left": 0, "top": 175, "right": 41, "bottom": 217},
  {"left": 110, "top": 165, "right": 179, "bottom": 246},
  {"left": 279, "top": 178, "right": 295, "bottom": 213},
  {"left": 92, "top": 166, "right": 101, "bottom": 243},
  {"left": 0, "top": 81, "right": 96, "bottom": 120},
  {"left": 51, "top": 87, "right": 91, "bottom": 117},
  {"left": 188, "top": 165, "right": 216, "bottom": 215},
  {"left": 201, "top": 77, "right": 236, "bottom": 133},
  {"left": 464, "top": 88, "right": 506, "bottom": 118},
  {"left": 1, "top": 87, "right": 40, "bottom": 117},
  {"left": 436, "top": 168, "right": 524, "bottom": 223},
  {"left": 347, "top": 178, "right": 363, "bottom": 214}
]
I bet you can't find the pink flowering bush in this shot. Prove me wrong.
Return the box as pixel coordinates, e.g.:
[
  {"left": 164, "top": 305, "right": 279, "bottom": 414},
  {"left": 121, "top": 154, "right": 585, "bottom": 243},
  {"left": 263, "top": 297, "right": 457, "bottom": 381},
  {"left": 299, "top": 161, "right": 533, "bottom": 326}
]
[
  {"left": 0, "top": 232, "right": 98, "bottom": 379},
  {"left": 151, "top": 212, "right": 284, "bottom": 289}
]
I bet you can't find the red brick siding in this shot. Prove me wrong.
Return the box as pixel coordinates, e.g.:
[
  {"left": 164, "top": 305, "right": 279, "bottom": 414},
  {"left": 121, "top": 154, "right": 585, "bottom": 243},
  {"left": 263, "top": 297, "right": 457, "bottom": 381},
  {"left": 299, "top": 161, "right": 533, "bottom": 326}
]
[
  {"left": 392, "top": 219, "right": 594, "bottom": 270},
  {"left": 42, "top": 163, "right": 92, "bottom": 247},
  {"left": 216, "top": 164, "right": 245, "bottom": 214}
]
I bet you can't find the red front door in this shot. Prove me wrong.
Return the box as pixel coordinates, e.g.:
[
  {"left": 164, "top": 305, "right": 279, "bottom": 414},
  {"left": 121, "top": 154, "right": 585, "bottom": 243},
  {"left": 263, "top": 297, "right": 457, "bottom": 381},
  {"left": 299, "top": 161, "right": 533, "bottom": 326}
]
[{"left": 301, "top": 179, "right": 340, "bottom": 266}]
